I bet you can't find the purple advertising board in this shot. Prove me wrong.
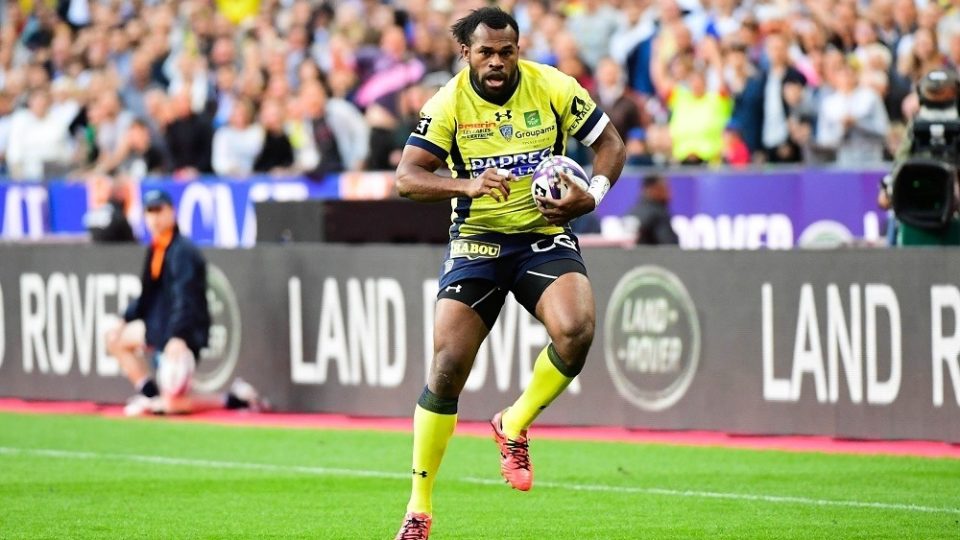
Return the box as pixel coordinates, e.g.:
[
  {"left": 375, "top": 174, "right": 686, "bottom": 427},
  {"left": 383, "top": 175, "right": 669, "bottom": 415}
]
[
  {"left": 597, "top": 169, "right": 888, "bottom": 249},
  {"left": 1, "top": 168, "right": 889, "bottom": 248}
]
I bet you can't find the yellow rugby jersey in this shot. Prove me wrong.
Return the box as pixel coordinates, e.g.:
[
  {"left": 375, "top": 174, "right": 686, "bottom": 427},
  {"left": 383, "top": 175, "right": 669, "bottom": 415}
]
[{"left": 406, "top": 59, "right": 610, "bottom": 238}]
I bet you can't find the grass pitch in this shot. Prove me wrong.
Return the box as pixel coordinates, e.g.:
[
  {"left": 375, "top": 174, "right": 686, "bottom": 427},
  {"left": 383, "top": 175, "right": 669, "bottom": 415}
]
[{"left": 0, "top": 412, "right": 958, "bottom": 539}]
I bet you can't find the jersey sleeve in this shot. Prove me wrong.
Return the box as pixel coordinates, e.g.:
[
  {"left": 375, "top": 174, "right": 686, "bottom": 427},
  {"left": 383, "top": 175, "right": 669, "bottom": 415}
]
[
  {"left": 551, "top": 69, "right": 610, "bottom": 147},
  {"left": 405, "top": 87, "right": 455, "bottom": 162}
]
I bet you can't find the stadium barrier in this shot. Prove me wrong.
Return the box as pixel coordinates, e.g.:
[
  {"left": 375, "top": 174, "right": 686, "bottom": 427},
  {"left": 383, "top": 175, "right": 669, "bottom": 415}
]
[
  {"left": 1, "top": 243, "right": 958, "bottom": 442},
  {"left": 0, "top": 168, "right": 887, "bottom": 248}
]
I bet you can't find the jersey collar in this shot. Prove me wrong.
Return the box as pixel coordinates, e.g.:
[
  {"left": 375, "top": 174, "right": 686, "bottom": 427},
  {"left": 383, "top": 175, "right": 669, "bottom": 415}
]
[{"left": 469, "top": 65, "right": 522, "bottom": 106}]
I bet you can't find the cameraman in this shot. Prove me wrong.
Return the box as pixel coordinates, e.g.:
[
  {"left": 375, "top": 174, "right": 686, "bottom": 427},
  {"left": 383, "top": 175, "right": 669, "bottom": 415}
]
[{"left": 886, "top": 69, "right": 960, "bottom": 246}]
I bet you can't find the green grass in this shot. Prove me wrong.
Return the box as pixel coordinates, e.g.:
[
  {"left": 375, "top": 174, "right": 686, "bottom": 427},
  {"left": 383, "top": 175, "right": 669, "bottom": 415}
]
[{"left": 0, "top": 412, "right": 958, "bottom": 539}]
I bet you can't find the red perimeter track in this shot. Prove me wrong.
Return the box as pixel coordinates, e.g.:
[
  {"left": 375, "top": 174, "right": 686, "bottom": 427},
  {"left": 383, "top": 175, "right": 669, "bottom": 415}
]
[{"left": 2, "top": 398, "right": 958, "bottom": 459}]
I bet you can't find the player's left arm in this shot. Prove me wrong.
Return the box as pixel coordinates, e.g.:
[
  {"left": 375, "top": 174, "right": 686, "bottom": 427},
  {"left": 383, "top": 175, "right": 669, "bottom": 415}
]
[
  {"left": 538, "top": 122, "right": 625, "bottom": 225},
  {"left": 538, "top": 67, "right": 626, "bottom": 225}
]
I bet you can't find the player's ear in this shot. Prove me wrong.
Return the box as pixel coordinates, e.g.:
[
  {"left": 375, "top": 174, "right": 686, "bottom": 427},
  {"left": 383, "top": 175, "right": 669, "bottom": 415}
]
[{"left": 460, "top": 43, "right": 470, "bottom": 61}]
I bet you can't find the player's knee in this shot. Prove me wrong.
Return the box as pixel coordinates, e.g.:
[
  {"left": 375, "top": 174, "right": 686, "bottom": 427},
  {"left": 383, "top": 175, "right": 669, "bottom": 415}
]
[
  {"left": 551, "top": 316, "right": 594, "bottom": 366},
  {"left": 429, "top": 347, "right": 472, "bottom": 397}
]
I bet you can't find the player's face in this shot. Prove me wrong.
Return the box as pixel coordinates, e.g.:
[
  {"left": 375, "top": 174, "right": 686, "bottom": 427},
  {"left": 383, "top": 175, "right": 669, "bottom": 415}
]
[
  {"left": 463, "top": 24, "right": 519, "bottom": 98},
  {"left": 145, "top": 204, "right": 176, "bottom": 238}
]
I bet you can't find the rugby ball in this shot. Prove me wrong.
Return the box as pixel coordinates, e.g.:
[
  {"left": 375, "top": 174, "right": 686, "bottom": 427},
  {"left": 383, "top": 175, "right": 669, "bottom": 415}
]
[
  {"left": 156, "top": 350, "right": 196, "bottom": 397},
  {"left": 531, "top": 155, "right": 589, "bottom": 205}
]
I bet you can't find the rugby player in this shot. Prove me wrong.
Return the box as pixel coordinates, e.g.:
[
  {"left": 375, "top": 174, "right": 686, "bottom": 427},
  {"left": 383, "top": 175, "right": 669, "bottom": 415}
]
[{"left": 392, "top": 7, "right": 625, "bottom": 539}]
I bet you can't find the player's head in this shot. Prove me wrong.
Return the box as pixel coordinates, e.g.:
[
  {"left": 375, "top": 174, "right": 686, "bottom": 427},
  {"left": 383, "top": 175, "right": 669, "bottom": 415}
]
[
  {"left": 451, "top": 7, "right": 520, "bottom": 100},
  {"left": 143, "top": 189, "right": 176, "bottom": 238}
]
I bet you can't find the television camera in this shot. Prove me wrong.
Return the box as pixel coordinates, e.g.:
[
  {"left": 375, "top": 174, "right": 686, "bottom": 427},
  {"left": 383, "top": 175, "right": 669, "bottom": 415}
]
[{"left": 889, "top": 69, "right": 960, "bottom": 232}]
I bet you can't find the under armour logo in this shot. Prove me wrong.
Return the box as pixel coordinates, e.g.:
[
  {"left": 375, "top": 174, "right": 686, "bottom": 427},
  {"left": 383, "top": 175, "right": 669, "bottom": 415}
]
[
  {"left": 412, "top": 469, "right": 428, "bottom": 478},
  {"left": 445, "top": 285, "right": 462, "bottom": 293},
  {"left": 494, "top": 110, "right": 512, "bottom": 122}
]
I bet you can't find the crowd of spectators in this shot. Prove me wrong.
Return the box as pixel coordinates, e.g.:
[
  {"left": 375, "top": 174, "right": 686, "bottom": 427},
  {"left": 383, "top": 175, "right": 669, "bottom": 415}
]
[{"left": 0, "top": 0, "right": 956, "bottom": 182}]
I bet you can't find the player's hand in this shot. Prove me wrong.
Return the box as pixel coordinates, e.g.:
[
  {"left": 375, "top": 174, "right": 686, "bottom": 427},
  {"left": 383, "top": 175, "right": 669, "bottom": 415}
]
[
  {"left": 465, "top": 168, "right": 514, "bottom": 202},
  {"left": 535, "top": 171, "right": 596, "bottom": 225},
  {"left": 164, "top": 337, "right": 189, "bottom": 359}
]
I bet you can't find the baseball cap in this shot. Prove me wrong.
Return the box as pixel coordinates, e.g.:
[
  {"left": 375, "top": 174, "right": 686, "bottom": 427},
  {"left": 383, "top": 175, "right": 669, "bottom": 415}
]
[{"left": 143, "top": 189, "right": 173, "bottom": 210}]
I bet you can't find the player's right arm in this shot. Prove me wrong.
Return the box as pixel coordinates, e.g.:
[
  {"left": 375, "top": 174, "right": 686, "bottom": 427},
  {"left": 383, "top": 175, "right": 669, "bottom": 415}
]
[
  {"left": 396, "top": 147, "right": 512, "bottom": 202},
  {"left": 395, "top": 86, "right": 512, "bottom": 203}
]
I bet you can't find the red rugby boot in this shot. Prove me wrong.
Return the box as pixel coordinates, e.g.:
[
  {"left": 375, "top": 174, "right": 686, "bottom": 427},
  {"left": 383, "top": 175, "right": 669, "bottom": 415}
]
[
  {"left": 491, "top": 410, "right": 533, "bottom": 491},
  {"left": 394, "top": 512, "right": 431, "bottom": 540}
]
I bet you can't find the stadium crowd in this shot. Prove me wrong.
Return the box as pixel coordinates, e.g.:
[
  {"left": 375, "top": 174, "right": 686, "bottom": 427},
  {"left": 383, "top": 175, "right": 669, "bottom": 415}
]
[{"left": 0, "top": 0, "right": 955, "bottom": 181}]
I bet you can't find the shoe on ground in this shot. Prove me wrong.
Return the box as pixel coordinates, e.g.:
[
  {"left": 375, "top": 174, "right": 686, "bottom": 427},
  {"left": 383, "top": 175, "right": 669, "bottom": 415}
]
[
  {"left": 123, "top": 394, "right": 162, "bottom": 416},
  {"left": 491, "top": 409, "right": 533, "bottom": 491},
  {"left": 229, "top": 377, "right": 270, "bottom": 412},
  {"left": 394, "top": 511, "right": 431, "bottom": 540}
]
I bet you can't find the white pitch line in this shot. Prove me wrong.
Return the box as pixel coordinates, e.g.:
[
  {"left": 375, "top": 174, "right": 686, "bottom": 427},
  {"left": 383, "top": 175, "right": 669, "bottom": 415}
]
[
  {"left": 1, "top": 446, "right": 957, "bottom": 516},
  {"left": 0, "top": 446, "right": 410, "bottom": 480}
]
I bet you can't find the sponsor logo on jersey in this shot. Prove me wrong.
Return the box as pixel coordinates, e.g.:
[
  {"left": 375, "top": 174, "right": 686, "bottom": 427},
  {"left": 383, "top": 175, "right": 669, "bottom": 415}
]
[
  {"left": 604, "top": 266, "right": 701, "bottom": 412},
  {"left": 499, "top": 124, "right": 514, "bottom": 140},
  {"left": 458, "top": 121, "right": 496, "bottom": 141},
  {"left": 523, "top": 110, "right": 541, "bottom": 128},
  {"left": 468, "top": 148, "right": 551, "bottom": 177},
  {"left": 515, "top": 124, "right": 556, "bottom": 139},
  {"left": 414, "top": 115, "right": 432, "bottom": 136},
  {"left": 571, "top": 96, "right": 589, "bottom": 121},
  {"left": 494, "top": 109, "right": 512, "bottom": 122},
  {"left": 450, "top": 239, "right": 502, "bottom": 260}
]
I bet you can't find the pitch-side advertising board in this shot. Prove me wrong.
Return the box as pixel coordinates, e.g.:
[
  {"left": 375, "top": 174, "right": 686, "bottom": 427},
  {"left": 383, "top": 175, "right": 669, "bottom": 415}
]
[{"left": 0, "top": 245, "right": 957, "bottom": 442}]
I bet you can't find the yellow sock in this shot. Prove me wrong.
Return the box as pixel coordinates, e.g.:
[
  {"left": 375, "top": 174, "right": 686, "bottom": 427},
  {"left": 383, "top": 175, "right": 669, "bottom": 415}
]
[
  {"left": 501, "top": 344, "right": 574, "bottom": 439},
  {"left": 407, "top": 403, "right": 457, "bottom": 514}
]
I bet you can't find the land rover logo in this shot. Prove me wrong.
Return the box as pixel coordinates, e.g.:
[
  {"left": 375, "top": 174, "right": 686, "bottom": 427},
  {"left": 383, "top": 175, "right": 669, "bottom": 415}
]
[
  {"left": 604, "top": 266, "right": 700, "bottom": 411},
  {"left": 195, "top": 264, "right": 241, "bottom": 392}
]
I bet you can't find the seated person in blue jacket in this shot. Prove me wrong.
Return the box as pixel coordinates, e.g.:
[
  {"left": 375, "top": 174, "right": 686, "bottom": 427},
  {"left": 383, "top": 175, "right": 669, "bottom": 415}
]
[{"left": 106, "top": 189, "right": 264, "bottom": 415}]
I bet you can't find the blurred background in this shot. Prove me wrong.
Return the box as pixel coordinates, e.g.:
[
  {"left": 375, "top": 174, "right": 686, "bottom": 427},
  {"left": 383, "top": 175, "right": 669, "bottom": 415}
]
[{"left": 0, "top": 0, "right": 934, "bottom": 248}]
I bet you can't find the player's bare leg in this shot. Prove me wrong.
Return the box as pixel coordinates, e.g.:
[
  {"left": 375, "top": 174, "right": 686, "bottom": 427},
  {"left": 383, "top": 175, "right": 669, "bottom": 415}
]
[
  {"left": 534, "top": 273, "right": 595, "bottom": 372},
  {"left": 106, "top": 320, "right": 150, "bottom": 387},
  {"left": 426, "top": 299, "right": 490, "bottom": 397},
  {"left": 106, "top": 320, "right": 161, "bottom": 415},
  {"left": 496, "top": 272, "right": 595, "bottom": 490},
  {"left": 396, "top": 298, "right": 489, "bottom": 539}
]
